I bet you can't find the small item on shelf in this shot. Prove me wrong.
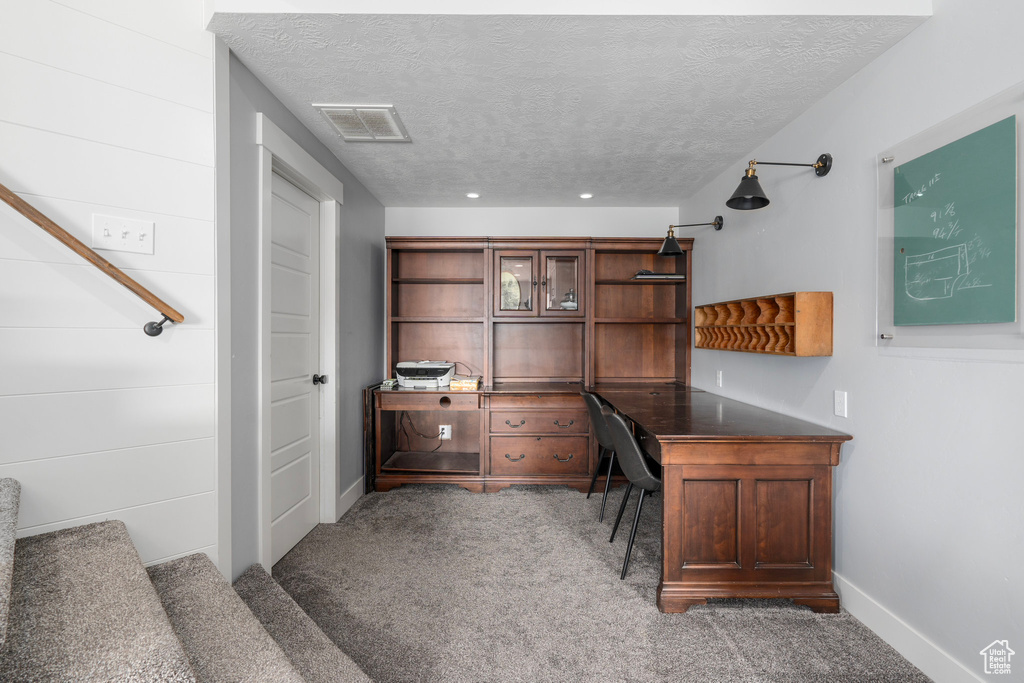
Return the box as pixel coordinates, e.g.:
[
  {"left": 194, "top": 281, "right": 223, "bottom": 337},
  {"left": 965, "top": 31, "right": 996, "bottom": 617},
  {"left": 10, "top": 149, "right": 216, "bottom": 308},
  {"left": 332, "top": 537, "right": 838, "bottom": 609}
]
[
  {"left": 559, "top": 288, "right": 578, "bottom": 310},
  {"left": 448, "top": 375, "right": 481, "bottom": 391},
  {"left": 381, "top": 378, "right": 397, "bottom": 389},
  {"left": 631, "top": 269, "right": 686, "bottom": 280}
]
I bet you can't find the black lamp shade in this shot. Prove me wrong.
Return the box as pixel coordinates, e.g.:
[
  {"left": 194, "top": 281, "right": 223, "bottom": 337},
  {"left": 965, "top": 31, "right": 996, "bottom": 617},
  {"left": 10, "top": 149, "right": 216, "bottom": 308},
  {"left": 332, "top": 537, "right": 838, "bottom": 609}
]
[
  {"left": 726, "top": 173, "right": 770, "bottom": 210},
  {"left": 657, "top": 233, "right": 683, "bottom": 257}
]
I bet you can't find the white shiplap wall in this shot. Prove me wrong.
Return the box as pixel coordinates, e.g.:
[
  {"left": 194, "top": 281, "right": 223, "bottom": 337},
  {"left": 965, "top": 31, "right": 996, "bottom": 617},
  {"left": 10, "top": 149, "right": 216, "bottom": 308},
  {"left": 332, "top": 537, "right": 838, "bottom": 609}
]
[{"left": 0, "top": 1, "right": 218, "bottom": 565}]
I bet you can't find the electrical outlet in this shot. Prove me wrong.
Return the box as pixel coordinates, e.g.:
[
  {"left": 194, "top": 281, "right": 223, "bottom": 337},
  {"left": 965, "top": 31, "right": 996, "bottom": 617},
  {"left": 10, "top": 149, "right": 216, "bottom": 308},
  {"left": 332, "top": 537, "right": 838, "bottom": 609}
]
[
  {"left": 91, "top": 214, "right": 155, "bottom": 255},
  {"left": 834, "top": 390, "right": 848, "bottom": 418},
  {"left": 439, "top": 425, "right": 452, "bottom": 440},
  {"left": 716, "top": 370, "right": 723, "bottom": 388}
]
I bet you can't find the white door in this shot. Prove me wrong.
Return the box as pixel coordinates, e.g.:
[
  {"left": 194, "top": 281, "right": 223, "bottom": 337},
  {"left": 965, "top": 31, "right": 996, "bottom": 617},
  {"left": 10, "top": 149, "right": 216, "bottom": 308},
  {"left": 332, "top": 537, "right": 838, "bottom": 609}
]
[{"left": 269, "top": 171, "right": 321, "bottom": 565}]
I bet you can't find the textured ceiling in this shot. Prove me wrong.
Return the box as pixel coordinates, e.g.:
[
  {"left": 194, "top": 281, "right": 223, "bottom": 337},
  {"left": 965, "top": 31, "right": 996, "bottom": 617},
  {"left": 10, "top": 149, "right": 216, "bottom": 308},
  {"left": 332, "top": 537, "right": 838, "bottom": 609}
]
[{"left": 209, "top": 13, "right": 927, "bottom": 207}]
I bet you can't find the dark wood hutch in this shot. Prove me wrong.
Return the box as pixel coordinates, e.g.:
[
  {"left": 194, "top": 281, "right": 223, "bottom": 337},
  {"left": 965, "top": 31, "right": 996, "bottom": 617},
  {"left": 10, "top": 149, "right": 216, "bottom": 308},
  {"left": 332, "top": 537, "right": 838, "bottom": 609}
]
[
  {"left": 372, "top": 235, "right": 851, "bottom": 613},
  {"left": 374, "top": 236, "right": 692, "bottom": 492}
]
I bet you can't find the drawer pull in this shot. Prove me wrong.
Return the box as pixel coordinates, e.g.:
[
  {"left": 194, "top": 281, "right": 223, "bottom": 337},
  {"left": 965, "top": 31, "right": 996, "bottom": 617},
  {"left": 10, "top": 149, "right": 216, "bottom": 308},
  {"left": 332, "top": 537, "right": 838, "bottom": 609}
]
[
  {"left": 553, "top": 453, "right": 574, "bottom": 462},
  {"left": 505, "top": 419, "right": 526, "bottom": 429},
  {"left": 505, "top": 453, "right": 526, "bottom": 462},
  {"left": 553, "top": 419, "right": 574, "bottom": 428}
]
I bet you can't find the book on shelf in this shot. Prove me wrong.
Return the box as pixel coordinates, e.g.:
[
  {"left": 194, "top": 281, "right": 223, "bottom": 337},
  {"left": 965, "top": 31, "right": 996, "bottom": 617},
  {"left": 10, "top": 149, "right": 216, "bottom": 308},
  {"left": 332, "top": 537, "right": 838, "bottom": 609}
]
[{"left": 631, "top": 270, "right": 687, "bottom": 280}]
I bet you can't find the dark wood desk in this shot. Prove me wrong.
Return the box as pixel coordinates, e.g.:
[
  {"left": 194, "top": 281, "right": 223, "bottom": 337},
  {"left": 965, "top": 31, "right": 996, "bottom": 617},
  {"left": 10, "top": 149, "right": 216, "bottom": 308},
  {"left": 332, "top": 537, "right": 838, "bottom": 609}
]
[{"left": 594, "top": 385, "right": 852, "bottom": 614}]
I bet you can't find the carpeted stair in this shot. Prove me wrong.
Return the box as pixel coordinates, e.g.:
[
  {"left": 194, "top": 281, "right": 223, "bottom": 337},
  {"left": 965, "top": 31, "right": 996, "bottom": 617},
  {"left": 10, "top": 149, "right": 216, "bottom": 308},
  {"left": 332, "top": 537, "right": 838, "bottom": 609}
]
[
  {"left": 234, "top": 563, "right": 372, "bottom": 683},
  {"left": 0, "top": 519, "right": 195, "bottom": 682},
  {"left": 0, "top": 478, "right": 369, "bottom": 682},
  {"left": 148, "top": 553, "right": 305, "bottom": 682}
]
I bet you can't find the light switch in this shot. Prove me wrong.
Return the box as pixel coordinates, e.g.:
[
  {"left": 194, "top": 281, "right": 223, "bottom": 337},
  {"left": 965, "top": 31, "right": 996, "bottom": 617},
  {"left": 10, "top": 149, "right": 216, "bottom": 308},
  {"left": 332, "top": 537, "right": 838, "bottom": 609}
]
[{"left": 91, "top": 214, "right": 155, "bottom": 255}]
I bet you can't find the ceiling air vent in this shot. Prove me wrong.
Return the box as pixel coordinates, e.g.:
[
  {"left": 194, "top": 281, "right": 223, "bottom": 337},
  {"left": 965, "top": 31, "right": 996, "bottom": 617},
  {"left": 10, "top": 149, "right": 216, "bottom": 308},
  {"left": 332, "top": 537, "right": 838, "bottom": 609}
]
[{"left": 314, "top": 105, "right": 411, "bottom": 142}]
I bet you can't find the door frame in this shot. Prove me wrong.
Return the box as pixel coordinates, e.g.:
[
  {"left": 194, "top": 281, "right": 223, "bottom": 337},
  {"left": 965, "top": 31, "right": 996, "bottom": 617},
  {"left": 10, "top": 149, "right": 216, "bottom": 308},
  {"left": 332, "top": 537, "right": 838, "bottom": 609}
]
[{"left": 256, "top": 113, "right": 344, "bottom": 570}]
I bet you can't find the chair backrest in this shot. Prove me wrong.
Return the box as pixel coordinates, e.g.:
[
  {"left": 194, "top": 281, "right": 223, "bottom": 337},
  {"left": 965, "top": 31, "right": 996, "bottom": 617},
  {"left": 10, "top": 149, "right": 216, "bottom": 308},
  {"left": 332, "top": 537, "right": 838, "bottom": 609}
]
[
  {"left": 580, "top": 391, "right": 614, "bottom": 450},
  {"left": 601, "top": 406, "right": 660, "bottom": 492}
]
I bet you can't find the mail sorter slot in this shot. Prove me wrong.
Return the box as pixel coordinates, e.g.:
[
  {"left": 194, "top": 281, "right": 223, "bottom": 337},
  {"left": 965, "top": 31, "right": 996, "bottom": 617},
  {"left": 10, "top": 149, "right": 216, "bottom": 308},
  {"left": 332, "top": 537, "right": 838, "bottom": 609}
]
[
  {"left": 490, "top": 411, "right": 588, "bottom": 434},
  {"left": 377, "top": 392, "right": 480, "bottom": 412}
]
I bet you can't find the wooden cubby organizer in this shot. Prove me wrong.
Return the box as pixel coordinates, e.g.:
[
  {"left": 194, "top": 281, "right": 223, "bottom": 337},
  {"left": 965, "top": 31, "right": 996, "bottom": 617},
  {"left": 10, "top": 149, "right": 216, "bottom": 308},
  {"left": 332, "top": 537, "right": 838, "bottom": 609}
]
[
  {"left": 693, "top": 291, "right": 832, "bottom": 356},
  {"left": 374, "top": 236, "right": 693, "bottom": 492}
]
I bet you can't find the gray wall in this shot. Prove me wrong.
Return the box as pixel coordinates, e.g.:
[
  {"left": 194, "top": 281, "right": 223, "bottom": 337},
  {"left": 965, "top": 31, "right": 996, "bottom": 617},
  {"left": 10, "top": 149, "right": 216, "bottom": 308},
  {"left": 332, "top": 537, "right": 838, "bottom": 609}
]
[
  {"left": 678, "top": 1, "right": 1023, "bottom": 679},
  {"left": 228, "top": 52, "right": 385, "bottom": 578}
]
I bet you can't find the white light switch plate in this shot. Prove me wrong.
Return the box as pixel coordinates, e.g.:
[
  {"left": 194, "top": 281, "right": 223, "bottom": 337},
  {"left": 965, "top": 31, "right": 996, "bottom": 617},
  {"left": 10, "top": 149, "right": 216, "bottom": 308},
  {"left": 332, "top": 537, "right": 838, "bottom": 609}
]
[
  {"left": 91, "top": 214, "right": 154, "bottom": 255},
  {"left": 834, "top": 390, "right": 848, "bottom": 418}
]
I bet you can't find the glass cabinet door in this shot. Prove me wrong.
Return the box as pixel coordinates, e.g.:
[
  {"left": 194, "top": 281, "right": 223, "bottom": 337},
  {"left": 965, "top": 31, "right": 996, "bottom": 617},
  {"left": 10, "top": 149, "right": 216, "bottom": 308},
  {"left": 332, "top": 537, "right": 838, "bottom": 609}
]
[
  {"left": 541, "top": 251, "right": 584, "bottom": 316},
  {"left": 495, "top": 252, "right": 537, "bottom": 315}
]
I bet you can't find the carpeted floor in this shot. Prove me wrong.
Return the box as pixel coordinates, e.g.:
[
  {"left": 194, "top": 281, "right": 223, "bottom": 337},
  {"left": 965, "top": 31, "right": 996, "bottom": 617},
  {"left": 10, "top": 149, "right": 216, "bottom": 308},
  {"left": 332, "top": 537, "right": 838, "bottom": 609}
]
[{"left": 273, "top": 485, "right": 931, "bottom": 683}]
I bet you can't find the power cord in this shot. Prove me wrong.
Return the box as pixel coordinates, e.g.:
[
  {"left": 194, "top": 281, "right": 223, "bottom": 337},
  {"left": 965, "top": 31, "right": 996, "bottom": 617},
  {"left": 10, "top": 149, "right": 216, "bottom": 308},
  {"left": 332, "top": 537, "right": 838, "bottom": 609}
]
[
  {"left": 398, "top": 411, "right": 443, "bottom": 452},
  {"left": 453, "top": 360, "right": 478, "bottom": 376}
]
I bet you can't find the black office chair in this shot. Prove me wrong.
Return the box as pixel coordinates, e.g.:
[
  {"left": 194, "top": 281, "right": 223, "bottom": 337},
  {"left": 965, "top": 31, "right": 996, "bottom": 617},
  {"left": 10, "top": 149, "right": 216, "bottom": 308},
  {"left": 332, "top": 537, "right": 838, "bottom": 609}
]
[
  {"left": 581, "top": 391, "right": 616, "bottom": 521},
  {"left": 602, "top": 405, "right": 661, "bottom": 580}
]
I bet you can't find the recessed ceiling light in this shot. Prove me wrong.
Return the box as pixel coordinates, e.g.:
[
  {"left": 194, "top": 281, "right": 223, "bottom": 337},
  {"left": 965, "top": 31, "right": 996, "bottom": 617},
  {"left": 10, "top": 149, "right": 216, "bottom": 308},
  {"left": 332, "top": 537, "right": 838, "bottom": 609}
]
[
  {"left": 466, "top": 193, "right": 480, "bottom": 199},
  {"left": 580, "top": 193, "right": 593, "bottom": 199}
]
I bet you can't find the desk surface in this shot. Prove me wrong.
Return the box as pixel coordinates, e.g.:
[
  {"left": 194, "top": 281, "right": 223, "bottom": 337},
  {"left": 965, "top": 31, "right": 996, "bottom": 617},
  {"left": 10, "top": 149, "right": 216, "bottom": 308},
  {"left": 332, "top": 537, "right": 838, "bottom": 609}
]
[{"left": 592, "top": 384, "right": 852, "bottom": 443}]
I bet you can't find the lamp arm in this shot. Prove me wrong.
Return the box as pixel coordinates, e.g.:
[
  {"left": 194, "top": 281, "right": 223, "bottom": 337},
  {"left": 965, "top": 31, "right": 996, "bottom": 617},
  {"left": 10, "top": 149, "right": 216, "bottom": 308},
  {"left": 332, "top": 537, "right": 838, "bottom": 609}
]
[
  {"left": 670, "top": 215, "right": 724, "bottom": 231},
  {"left": 749, "top": 153, "right": 832, "bottom": 177},
  {"left": 754, "top": 161, "right": 817, "bottom": 168}
]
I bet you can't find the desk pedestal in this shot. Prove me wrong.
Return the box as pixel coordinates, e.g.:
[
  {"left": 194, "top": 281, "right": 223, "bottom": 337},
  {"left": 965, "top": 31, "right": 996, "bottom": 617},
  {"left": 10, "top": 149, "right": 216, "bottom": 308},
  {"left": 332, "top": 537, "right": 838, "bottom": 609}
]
[{"left": 656, "top": 441, "right": 842, "bottom": 614}]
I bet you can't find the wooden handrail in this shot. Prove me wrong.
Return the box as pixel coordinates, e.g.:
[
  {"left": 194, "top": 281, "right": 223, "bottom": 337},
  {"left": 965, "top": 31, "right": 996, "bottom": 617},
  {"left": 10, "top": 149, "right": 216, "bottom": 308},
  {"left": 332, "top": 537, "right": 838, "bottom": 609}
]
[{"left": 0, "top": 181, "right": 184, "bottom": 333}]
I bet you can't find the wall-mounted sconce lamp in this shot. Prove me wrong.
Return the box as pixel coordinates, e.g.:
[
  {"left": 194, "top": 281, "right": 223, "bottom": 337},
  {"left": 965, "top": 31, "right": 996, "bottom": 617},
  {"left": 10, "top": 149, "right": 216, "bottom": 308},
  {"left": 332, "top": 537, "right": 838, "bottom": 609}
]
[
  {"left": 725, "top": 153, "right": 832, "bottom": 210},
  {"left": 658, "top": 216, "right": 724, "bottom": 256}
]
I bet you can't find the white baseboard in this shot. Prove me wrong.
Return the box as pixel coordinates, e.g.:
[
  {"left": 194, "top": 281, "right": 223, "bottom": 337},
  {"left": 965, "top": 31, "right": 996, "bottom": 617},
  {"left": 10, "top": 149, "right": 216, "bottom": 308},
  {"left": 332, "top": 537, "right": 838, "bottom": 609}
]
[
  {"left": 334, "top": 476, "right": 363, "bottom": 522},
  {"left": 834, "top": 571, "right": 983, "bottom": 683}
]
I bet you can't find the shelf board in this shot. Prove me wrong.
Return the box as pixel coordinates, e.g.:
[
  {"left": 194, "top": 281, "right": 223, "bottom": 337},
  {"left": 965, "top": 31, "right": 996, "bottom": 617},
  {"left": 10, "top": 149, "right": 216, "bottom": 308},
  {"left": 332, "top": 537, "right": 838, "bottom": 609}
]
[
  {"left": 390, "top": 316, "right": 486, "bottom": 323},
  {"left": 595, "top": 318, "right": 686, "bottom": 324},
  {"left": 694, "top": 345, "right": 797, "bottom": 356},
  {"left": 391, "top": 278, "right": 484, "bottom": 285},
  {"left": 595, "top": 279, "right": 686, "bottom": 285},
  {"left": 491, "top": 317, "right": 585, "bottom": 323},
  {"left": 381, "top": 450, "right": 479, "bottom": 474},
  {"left": 695, "top": 322, "right": 796, "bottom": 328}
]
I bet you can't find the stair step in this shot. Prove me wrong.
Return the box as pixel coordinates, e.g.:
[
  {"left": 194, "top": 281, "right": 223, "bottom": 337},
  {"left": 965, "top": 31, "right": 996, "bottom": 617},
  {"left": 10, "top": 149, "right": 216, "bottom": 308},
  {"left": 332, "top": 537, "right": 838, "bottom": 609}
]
[
  {"left": 234, "top": 563, "right": 371, "bottom": 683},
  {"left": 148, "top": 553, "right": 304, "bottom": 683},
  {"left": 0, "top": 520, "right": 195, "bottom": 682},
  {"left": 0, "top": 478, "right": 20, "bottom": 650}
]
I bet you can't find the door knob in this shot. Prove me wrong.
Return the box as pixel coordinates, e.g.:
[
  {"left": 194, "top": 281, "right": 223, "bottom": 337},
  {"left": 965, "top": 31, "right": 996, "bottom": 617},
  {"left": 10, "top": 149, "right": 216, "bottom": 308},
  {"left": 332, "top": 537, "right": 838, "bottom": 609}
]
[{"left": 313, "top": 374, "right": 328, "bottom": 385}]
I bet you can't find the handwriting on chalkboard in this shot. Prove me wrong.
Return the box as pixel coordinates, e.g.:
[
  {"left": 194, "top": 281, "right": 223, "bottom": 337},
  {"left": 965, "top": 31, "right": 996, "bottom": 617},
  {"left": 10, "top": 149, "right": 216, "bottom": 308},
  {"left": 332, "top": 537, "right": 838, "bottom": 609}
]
[
  {"left": 901, "top": 172, "right": 942, "bottom": 205},
  {"left": 904, "top": 244, "right": 968, "bottom": 300}
]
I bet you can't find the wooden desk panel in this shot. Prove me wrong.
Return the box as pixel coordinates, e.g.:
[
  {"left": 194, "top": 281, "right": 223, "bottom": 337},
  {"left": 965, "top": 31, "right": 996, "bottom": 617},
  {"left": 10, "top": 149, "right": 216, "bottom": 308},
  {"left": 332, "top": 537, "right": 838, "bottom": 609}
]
[{"left": 594, "top": 384, "right": 851, "bottom": 614}]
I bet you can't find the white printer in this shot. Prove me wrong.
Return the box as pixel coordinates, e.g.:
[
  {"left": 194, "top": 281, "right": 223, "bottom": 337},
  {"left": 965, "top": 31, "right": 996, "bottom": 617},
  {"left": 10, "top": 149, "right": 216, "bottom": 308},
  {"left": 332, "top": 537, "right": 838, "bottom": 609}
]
[{"left": 395, "top": 361, "right": 455, "bottom": 389}]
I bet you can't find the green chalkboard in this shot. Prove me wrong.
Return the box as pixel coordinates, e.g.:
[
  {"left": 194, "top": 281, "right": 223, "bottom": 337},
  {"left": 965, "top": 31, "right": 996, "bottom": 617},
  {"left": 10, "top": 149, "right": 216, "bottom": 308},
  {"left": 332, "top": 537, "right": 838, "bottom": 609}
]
[{"left": 893, "top": 115, "right": 1017, "bottom": 325}]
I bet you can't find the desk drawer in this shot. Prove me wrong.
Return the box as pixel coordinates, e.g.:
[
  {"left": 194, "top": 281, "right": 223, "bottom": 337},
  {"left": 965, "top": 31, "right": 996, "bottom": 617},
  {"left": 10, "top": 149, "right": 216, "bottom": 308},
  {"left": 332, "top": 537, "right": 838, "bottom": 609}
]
[
  {"left": 490, "top": 411, "right": 587, "bottom": 434},
  {"left": 377, "top": 392, "right": 479, "bottom": 412},
  {"left": 490, "top": 436, "right": 588, "bottom": 476},
  {"left": 489, "top": 395, "right": 584, "bottom": 410}
]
